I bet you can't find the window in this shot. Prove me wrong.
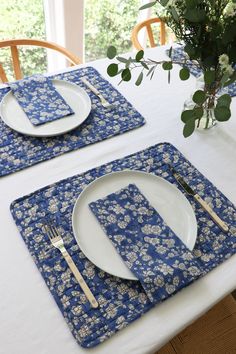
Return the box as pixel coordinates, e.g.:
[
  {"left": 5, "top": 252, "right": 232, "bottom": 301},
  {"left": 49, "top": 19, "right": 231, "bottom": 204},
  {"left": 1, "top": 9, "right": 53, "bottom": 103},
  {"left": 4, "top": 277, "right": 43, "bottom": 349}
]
[
  {"left": 0, "top": 0, "right": 46, "bottom": 81},
  {"left": 0, "top": 0, "right": 173, "bottom": 80},
  {"left": 85, "top": 0, "right": 141, "bottom": 62}
]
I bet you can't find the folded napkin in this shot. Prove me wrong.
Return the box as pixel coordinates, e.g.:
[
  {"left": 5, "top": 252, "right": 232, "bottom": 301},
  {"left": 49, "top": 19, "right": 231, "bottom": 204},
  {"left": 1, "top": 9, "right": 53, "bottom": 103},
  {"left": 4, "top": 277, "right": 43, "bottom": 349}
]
[
  {"left": 89, "top": 183, "right": 202, "bottom": 303},
  {"left": 9, "top": 74, "right": 74, "bottom": 126}
]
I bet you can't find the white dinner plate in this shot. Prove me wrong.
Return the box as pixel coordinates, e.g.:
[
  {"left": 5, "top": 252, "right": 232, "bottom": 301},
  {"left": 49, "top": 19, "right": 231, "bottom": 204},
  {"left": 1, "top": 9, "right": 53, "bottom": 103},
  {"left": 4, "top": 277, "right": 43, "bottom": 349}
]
[
  {"left": 0, "top": 80, "right": 91, "bottom": 137},
  {"left": 72, "top": 170, "right": 198, "bottom": 280}
]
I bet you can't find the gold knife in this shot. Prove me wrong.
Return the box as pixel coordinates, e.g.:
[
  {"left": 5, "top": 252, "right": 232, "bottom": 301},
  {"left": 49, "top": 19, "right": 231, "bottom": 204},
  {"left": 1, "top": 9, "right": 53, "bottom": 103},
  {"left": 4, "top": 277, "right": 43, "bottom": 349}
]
[{"left": 169, "top": 165, "right": 229, "bottom": 233}]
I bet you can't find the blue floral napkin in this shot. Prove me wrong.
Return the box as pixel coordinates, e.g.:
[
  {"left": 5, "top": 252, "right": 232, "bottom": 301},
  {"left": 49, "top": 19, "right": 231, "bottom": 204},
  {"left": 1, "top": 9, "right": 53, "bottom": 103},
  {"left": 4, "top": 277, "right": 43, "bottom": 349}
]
[
  {"left": 89, "top": 183, "right": 202, "bottom": 303},
  {"left": 9, "top": 74, "right": 74, "bottom": 125}
]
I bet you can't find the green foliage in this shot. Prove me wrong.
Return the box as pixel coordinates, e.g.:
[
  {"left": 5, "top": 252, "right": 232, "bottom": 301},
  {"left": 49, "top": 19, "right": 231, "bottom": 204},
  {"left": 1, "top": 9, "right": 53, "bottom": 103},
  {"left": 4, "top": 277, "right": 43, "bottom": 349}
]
[
  {"left": 162, "top": 61, "right": 173, "bottom": 70},
  {"left": 136, "top": 50, "right": 144, "bottom": 62},
  {"left": 135, "top": 71, "right": 144, "bottom": 86},
  {"left": 0, "top": 0, "right": 46, "bottom": 81},
  {"left": 107, "top": 0, "right": 236, "bottom": 138},
  {"left": 204, "top": 70, "right": 216, "bottom": 85},
  {"left": 107, "top": 46, "right": 117, "bottom": 59},
  {"left": 192, "top": 90, "right": 206, "bottom": 104},
  {"left": 214, "top": 93, "right": 232, "bottom": 121},
  {"left": 107, "top": 63, "right": 119, "bottom": 77},
  {"left": 214, "top": 106, "right": 231, "bottom": 121},
  {"left": 183, "top": 117, "right": 195, "bottom": 138},
  {"left": 121, "top": 68, "right": 131, "bottom": 81},
  {"left": 139, "top": 1, "right": 158, "bottom": 10},
  {"left": 179, "top": 67, "right": 190, "bottom": 80},
  {"left": 85, "top": 0, "right": 141, "bottom": 61}
]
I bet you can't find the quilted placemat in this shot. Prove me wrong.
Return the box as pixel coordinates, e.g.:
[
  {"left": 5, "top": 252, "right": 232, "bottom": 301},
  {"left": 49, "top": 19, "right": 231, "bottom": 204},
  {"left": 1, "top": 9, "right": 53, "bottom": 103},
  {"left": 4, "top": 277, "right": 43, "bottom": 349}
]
[
  {"left": 0, "top": 67, "right": 145, "bottom": 177},
  {"left": 10, "top": 142, "right": 236, "bottom": 348},
  {"left": 168, "top": 46, "right": 236, "bottom": 97}
]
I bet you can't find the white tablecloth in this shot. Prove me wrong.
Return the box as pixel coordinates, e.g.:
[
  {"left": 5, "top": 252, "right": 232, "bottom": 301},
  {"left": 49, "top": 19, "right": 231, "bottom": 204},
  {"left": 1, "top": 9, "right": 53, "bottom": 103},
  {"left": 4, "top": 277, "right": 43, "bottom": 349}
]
[{"left": 1, "top": 46, "right": 236, "bottom": 354}]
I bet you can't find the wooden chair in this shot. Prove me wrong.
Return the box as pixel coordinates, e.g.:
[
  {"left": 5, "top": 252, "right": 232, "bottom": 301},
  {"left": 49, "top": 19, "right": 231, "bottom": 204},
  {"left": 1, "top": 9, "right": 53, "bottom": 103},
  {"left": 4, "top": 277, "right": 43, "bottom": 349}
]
[
  {"left": 0, "top": 39, "right": 82, "bottom": 83},
  {"left": 131, "top": 18, "right": 166, "bottom": 50}
]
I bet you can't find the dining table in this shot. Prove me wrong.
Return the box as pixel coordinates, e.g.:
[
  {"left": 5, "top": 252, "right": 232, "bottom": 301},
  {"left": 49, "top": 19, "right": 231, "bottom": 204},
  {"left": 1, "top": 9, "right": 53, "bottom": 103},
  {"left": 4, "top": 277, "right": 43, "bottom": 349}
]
[{"left": 1, "top": 44, "right": 236, "bottom": 354}]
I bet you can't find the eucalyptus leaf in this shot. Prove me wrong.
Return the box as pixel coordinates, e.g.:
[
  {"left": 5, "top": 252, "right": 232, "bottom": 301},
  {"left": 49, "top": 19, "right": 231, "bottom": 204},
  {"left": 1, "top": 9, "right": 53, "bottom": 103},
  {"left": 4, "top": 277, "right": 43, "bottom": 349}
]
[
  {"left": 183, "top": 118, "right": 195, "bottom": 138},
  {"left": 179, "top": 67, "right": 190, "bottom": 80},
  {"left": 181, "top": 109, "right": 194, "bottom": 123},
  {"left": 193, "top": 107, "right": 204, "bottom": 119},
  {"left": 107, "top": 63, "right": 118, "bottom": 77},
  {"left": 107, "top": 46, "right": 117, "bottom": 59},
  {"left": 221, "top": 72, "right": 230, "bottom": 87},
  {"left": 135, "top": 71, "right": 143, "bottom": 86},
  {"left": 192, "top": 90, "right": 206, "bottom": 104},
  {"left": 168, "top": 46, "right": 173, "bottom": 58},
  {"left": 184, "top": 8, "right": 206, "bottom": 22},
  {"left": 139, "top": 1, "right": 156, "bottom": 10},
  {"left": 224, "top": 71, "right": 236, "bottom": 87},
  {"left": 141, "top": 61, "right": 149, "bottom": 70},
  {"left": 217, "top": 94, "right": 231, "bottom": 107},
  {"left": 116, "top": 56, "right": 128, "bottom": 64},
  {"left": 147, "top": 66, "right": 156, "bottom": 77},
  {"left": 136, "top": 50, "right": 144, "bottom": 62},
  {"left": 162, "top": 62, "right": 173, "bottom": 70},
  {"left": 168, "top": 70, "right": 171, "bottom": 84},
  {"left": 160, "top": 0, "right": 169, "bottom": 5},
  {"left": 121, "top": 68, "right": 131, "bottom": 81},
  {"left": 204, "top": 70, "right": 215, "bottom": 85},
  {"left": 214, "top": 106, "right": 231, "bottom": 121}
]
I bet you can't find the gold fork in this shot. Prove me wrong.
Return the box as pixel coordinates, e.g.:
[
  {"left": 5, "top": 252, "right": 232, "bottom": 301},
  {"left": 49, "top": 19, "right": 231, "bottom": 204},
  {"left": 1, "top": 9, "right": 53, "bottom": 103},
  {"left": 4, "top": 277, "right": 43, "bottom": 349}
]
[
  {"left": 81, "top": 77, "right": 115, "bottom": 109},
  {"left": 43, "top": 224, "right": 98, "bottom": 309}
]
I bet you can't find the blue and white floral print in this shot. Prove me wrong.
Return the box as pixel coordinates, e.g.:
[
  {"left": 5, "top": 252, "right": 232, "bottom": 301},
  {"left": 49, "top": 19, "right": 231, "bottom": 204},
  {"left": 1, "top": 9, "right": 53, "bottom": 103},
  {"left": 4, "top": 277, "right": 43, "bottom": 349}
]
[
  {"left": 10, "top": 143, "right": 236, "bottom": 348},
  {"left": 168, "top": 47, "right": 236, "bottom": 96},
  {"left": 89, "top": 184, "right": 202, "bottom": 303},
  {"left": 0, "top": 67, "right": 145, "bottom": 176},
  {"left": 9, "top": 74, "right": 74, "bottom": 125}
]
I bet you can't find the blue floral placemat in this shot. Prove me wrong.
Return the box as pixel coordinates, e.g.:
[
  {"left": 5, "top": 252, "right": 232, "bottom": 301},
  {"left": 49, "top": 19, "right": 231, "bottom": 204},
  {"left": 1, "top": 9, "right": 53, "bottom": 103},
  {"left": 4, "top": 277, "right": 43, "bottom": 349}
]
[
  {"left": 0, "top": 67, "right": 145, "bottom": 177},
  {"left": 10, "top": 142, "right": 236, "bottom": 348},
  {"left": 168, "top": 46, "right": 236, "bottom": 97}
]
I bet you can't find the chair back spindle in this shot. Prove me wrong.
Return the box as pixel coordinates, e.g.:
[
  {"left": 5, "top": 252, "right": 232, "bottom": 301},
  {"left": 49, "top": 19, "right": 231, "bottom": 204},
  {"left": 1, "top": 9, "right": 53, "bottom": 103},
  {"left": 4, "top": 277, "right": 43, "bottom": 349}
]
[
  {"left": 0, "top": 39, "right": 81, "bottom": 83},
  {"left": 131, "top": 18, "right": 166, "bottom": 51}
]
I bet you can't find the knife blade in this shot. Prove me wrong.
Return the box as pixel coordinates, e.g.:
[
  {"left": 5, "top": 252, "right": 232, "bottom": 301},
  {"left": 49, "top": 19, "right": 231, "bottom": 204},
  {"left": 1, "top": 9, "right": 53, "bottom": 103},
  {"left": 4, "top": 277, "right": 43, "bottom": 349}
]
[{"left": 169, "top": 165, "right": 229, "bottom": 233}]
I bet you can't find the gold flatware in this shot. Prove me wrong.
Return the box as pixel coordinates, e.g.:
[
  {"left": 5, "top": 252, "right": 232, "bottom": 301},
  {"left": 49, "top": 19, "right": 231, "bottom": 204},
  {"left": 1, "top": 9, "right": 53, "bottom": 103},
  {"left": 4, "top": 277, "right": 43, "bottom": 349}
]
[
  {"left": 43, "top": 224, "right": 99, "bottom": 308},
  {"left": 81, "top": 77, "right": 114, "bottom": 109},
  {"left": 169, "top": 165, "right": 229, "bottom": 233}
]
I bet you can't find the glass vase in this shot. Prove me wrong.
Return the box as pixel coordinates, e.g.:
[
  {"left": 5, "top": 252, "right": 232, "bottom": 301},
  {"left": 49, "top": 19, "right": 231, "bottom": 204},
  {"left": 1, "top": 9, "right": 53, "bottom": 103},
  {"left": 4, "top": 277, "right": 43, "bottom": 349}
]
[
  {"left": 183, "top": 75, "right": 228, "bottom": 131},
  {"left": 183, "top": 97, "right": 217, "bottom": 131},
  {"left": 195, "top": 107, "right": 216, "bottom": 130}
]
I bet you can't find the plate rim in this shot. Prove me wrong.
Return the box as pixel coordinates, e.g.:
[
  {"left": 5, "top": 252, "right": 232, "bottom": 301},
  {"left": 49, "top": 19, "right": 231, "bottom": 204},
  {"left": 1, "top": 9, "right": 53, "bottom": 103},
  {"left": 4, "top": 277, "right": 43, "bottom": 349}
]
[
  {"left": 0, "top": 79, "right": 91, "bottom": 137},
  {"left": 72, "top": 169, "right": 198, "bottom": 280}
]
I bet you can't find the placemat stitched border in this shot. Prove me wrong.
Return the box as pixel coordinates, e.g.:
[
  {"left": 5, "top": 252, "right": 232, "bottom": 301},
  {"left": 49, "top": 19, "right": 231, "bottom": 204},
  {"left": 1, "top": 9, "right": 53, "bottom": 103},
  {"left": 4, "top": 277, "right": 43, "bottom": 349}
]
[
  {"left": 10, "top": 142, "right": 236, "bottom": 348},
  {"left": 0, "top": 66, "right": 145, "bottom": 176}
]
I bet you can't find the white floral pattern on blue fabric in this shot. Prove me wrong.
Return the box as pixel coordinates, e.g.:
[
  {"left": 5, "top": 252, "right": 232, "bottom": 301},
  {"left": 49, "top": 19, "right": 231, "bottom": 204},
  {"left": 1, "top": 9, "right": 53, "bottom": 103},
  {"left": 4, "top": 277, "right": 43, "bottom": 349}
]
[
  {"left": 89, "top": 184, "right": 201, "bottom": 303},
  {"left": 9, "top": 74, "right": 74, "bottom": 125},
  {"left": 168, "top": 46, "right": 236, "bottom": 97},
  {"left": 89, "top": 184, "right": 202, "bottom": 303},
  {"left": 10, "top": 143, "right": 236, "bottom": 348},
  {"left": 0, "top": 67, "right": 145, "bottom": 176}
]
